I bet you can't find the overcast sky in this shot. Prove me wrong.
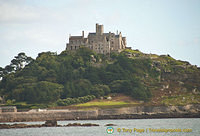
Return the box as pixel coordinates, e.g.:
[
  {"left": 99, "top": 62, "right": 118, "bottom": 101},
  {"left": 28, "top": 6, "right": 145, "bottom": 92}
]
[{"left": 0, "top": 0, "right": 200, "bottom": 67}]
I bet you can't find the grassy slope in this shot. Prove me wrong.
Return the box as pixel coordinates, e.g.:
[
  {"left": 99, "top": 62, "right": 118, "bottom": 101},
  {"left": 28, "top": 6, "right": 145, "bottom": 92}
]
[
  {"left": 69, "top": 92, "right": 200, "bottom": 110},
  {"left": 50, "top": 94, "right": 140, "bottom": 110},
  {"left": 75, "top": 95, "right": 139, "bottom": 109}
]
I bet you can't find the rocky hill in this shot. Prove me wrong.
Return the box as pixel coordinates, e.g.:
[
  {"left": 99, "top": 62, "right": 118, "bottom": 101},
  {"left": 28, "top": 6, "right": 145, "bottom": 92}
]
[
  {"left": 0, "top": 47, "right": 199, "bottom": 108},
  {"left": 122, "top": 49, "right": 200, "bottom": 106}
]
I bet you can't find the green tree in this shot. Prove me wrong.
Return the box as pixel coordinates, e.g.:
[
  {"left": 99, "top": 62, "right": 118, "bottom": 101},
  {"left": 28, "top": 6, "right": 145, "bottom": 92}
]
[
  {"left": 11, "top": 52, "right": 33, "bottom": 71},
  {"left": 11, "top": 81, "right": 63, "bottom": 103},
  {"left": 91, "top": 84, "right": 110, "bottom": 98},
  {"left": 0, "top": 53, "right": 33, "bottom": 79},
  {"left": 109, "top": 80, "right": 127, "bottom": 93}
]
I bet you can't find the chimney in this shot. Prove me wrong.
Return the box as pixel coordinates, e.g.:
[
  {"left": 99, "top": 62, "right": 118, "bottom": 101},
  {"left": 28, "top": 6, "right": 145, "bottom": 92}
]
[
  {"left": 96, "top": 23, "right": 99, "bottom": 34},
  {"left": 82, "top": 31, "right": 84, "bottom": 37}
]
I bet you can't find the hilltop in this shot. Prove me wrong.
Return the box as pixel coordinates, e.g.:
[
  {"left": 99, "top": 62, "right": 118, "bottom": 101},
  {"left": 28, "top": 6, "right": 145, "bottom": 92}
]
[{"left": 0, "top": 47, "right": 199, "bottom": 109}]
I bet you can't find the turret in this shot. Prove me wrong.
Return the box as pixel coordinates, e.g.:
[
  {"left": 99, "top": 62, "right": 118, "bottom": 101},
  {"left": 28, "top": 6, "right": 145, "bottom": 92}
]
[
  {"left": 122, "top": 37, "right": 127, "bottom": 48},
  {"left": 96, "top": 23, "right": 104, "bottom": 35},
  {"left": 82, "top": 31, "right": 84, "bottom": 37}
]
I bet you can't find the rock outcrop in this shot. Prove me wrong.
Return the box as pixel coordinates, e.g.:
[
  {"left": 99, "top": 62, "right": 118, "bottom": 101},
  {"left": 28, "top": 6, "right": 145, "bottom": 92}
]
[
  {"left": 0, "top": 120, "right": 99, "bottom": 129},
  {"left": 66, "top": 123, "right": 99, "bottom": 127},
  {"left": 44, "top": 120, "right": 57, "bottom": 127}
]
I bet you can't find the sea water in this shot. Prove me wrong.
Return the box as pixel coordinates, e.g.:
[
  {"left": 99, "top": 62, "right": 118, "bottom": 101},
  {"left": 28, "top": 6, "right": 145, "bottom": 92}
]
[{"left": 0, "top": 118, "right": 199, "bottom": 136}]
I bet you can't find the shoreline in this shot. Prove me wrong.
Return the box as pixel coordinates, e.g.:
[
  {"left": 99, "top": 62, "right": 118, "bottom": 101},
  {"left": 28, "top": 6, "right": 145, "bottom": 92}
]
[{"left": 0, "top": 105, "right": 199, "bottom": 123}]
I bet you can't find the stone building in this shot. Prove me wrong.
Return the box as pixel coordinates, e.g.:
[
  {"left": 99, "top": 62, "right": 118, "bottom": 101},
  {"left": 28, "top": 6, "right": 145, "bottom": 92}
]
[
  {"left": 66, "top": 23, "right": 126, "bottom": 54},
  {"left": 0, "top": 106, "right": 17, "bottom": 113}
]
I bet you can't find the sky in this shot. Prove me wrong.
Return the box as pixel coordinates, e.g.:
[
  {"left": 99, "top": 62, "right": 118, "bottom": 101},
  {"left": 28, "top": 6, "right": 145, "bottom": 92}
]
[{"left": 0, "top": 0, "right": 200, "bottom": 67}]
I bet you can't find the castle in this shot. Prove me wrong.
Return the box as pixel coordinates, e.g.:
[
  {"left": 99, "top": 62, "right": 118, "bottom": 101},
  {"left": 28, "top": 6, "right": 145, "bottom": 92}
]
[{"left": 66, "top": 23, "right": 127, "bottom": 54}]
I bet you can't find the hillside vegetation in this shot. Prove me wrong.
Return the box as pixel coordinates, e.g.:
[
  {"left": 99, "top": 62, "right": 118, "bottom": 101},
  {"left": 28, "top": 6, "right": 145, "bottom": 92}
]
[{"left": 0, "top": 47, "right": 200, "bottom": 109}]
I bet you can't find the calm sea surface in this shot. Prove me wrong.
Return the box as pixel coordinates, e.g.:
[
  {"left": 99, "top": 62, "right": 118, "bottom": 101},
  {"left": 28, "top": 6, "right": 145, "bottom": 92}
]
[{"left": 0, "top": 118, "right": 199, "bottom": 136}]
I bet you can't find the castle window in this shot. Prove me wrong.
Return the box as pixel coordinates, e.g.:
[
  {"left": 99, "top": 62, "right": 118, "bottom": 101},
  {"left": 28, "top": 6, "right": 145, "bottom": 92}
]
[
  {"left": 71, "top": 41, "right": 73, "bottom": 44},
  {"left": 112, "top": 41, "right": 114, "bottom": 44},
  {"left": 106, "top": 37, "right": 109, "bottom": 41}
]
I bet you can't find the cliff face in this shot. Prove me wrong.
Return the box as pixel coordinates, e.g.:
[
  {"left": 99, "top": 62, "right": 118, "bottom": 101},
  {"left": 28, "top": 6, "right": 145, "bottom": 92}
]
[
  {"left": 142, "top": 53, "right": 200, "bottom": 106},
  {"left": 0, "top": 105, "right": 199, "bottom": 122}
]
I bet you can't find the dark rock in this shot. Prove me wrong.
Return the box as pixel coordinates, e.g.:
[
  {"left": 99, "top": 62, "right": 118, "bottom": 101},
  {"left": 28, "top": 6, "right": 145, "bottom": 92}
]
[
  {"left": 0, "top": 121, "right": 99, "bottom": 129},
  {"left": 12, "top": 123, "right": 28, "bottom": 128},
  {"left": 66, "top": 123, "right": 99, "bottom": 127},
  {"left": 67, "top": 123, "right": 81, "bottom": 126},
  {"left": 44, "top": 120, "right": 57, "bottom": 127},
  {"left": 0, "top": 123, "right": 29, "bottom": 129},
  {"left": 105, "top": 124, "right": 117, "bottom": 126},
  {"left": 81, "top": 123, "right": 99, "bottom": 126},
  {"left": 0, "top": 124, "right": 11, "bottom": 129}
]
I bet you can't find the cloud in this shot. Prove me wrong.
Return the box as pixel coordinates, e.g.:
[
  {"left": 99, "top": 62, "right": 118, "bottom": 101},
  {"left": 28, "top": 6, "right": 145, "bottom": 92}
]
[
  {"left": 0, "top": 26, "right": 63, "bottom": 47},
  {"left": 0, "top": 1, "right": 41, "bottom": 24},
  {"left": 0, "top": 0, "right": 67, "bottom": 24}
]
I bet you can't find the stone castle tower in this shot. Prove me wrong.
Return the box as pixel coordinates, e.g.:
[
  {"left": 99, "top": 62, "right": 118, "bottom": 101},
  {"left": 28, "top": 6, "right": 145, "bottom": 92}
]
[{"left": 66, "top": 23, "right": 126, "bottom": 54}]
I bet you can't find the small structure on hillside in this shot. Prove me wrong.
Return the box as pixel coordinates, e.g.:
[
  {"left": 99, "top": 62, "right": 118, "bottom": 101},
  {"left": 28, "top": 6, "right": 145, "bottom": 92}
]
[
  {"left": 0, "top": 97, "right": 3, "bottom": 104},
  {"left": 0, "top": 106, "right": 17, "bottom": 113}
]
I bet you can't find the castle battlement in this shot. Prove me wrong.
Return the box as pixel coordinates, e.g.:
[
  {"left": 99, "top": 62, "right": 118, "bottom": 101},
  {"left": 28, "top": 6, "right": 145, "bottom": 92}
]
[{"left": 66, "top": 23, "right": 126, "bottom": 54}]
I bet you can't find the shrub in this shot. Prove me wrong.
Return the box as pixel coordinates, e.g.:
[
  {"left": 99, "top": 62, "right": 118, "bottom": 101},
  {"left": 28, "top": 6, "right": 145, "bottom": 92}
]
[{"left": 56, "top": 95, "right": 96, "bottom": 106}]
